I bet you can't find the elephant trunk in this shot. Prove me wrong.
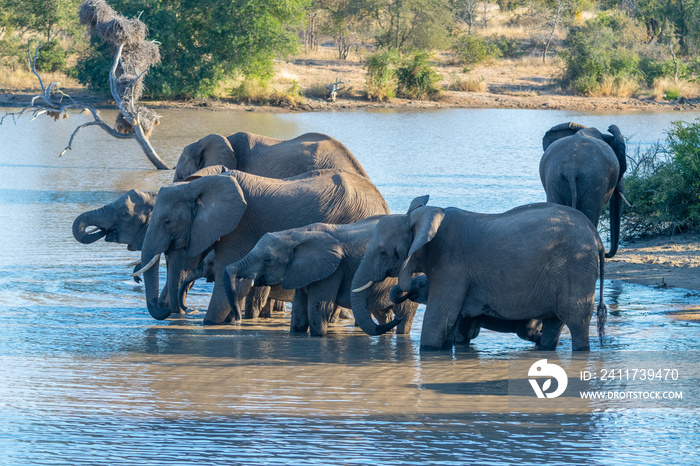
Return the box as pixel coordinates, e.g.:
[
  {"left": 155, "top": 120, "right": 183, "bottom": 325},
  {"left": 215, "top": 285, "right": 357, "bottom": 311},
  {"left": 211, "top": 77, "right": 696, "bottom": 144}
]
[
  {"left": 141, "top": 254, "right": 170, "bottom": 320},
  {"left": 178, "top": 269, "right": 202, "bottom": 312},
  {"left": 606, "top": 187, "right": 622, "bottom": 258},
  {"left": 389, "top": 284, "right": 410, "bottom": 304},
  {"left": 351, "top": 261, "right": 401, "bottom": 336},
  {"left": 222, "top": 263, "right": 243, "bottom": 321},
  {"left": 72, "top": 206, "right": 110, "bottom": 244}
]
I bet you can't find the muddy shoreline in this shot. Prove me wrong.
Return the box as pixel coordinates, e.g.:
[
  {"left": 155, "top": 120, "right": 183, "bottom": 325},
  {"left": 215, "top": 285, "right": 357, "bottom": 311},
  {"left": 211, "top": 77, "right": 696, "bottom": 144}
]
[{"left": 2, "top": 87, "right": 700, "bottom": 113}]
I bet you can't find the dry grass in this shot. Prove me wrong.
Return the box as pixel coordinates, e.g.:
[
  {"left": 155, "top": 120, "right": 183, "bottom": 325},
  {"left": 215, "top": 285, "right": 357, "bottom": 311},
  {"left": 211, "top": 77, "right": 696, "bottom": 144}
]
[
  {"left": 588, "top": 75, "right": 639, "bottom": 98},
  {"left": 0, "top": 64, "right": 80, "bottom": 91},
  {"left": 652, "top": 77, "right": 700, "bottom": 100},
  {"left": 447, "top": 73, "right": 488, "bottom": 92}
]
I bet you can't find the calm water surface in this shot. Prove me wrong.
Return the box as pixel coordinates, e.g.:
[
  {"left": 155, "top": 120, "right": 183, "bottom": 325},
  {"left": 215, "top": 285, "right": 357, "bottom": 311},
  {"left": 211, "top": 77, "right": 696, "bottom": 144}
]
[{"left": 1, "top": 108, "right": 699, "bottom": 465}]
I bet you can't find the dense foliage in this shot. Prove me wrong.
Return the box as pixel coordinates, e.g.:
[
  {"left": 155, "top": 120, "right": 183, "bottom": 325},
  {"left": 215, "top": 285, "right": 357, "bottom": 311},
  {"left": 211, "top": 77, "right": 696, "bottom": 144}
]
[
  {"left": 623, "top": 118, "right": 700, "bottom": 237},
  {"left": 76, "top": 0, "right": 305, "bottom": 99}
]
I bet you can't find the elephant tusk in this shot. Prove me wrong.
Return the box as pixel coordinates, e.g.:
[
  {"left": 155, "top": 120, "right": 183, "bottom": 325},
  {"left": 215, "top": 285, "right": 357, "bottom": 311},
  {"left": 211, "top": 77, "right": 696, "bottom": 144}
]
[
  {"left": 130, "top": 254, "right": 160, "bottom": 277},
  {"left": 619, "top": 191, "right": 632, "bottom": 207},
  {"left": 126, "top": 259, "right": 142, "bottom": 267},
  {"left": 352, "top": 281, "right": 375, "bottom": 293},
  {"left": 85, "top": 227, "right": 103, "bottom": 235}
]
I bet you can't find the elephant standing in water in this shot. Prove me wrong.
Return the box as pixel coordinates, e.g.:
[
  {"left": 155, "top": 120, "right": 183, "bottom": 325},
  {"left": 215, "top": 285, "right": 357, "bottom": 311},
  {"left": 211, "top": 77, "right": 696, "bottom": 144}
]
[
  {"left": 390, "top": 275, "right": 543, "bottom": 346},
  {"left": 134, "top": 169, "right": 390, "bottom": 325},
  {"left": 173, "top": 132, "right": 368, "bottom": 182},
  {"left": 222, "top": 217, "right": 418, "bottom": 336},
  {"left": 540, "top": 122, "right": 628, "bottom": 258},
  {"left": 352, "top": 196, "right": 607, "bottom": 351}
]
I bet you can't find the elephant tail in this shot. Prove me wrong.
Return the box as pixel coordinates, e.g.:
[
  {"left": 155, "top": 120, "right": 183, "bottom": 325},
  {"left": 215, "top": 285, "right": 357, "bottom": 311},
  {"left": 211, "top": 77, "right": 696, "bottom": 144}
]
[
  {"left": 566, "top": 172, "right": 578, "bottom": 210},
  {"left": 596, "top": 239, "right": 607, "bottom": 345}
]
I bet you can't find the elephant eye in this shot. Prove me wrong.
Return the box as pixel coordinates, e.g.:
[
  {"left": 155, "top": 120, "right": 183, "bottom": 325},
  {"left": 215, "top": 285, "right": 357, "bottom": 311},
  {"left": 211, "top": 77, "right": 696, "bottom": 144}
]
[
  {"left": 379, "top": 250, "right": 388, "bottom": 259},
  {"left": 163, "top": 219, "right": 171, "bottom": 226},
  {"left": 263, "top": 256, "right": 272, "bottom": 265}
]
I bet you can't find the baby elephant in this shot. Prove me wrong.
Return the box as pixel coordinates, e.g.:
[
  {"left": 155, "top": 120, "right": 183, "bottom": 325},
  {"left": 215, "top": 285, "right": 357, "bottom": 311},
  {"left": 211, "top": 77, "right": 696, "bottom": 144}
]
[
  {"left": 222, "top": 217, "right": 418, "bottom": 336},
  {"left": 390, "top": 275, "right": 543, "bottom": 345}
]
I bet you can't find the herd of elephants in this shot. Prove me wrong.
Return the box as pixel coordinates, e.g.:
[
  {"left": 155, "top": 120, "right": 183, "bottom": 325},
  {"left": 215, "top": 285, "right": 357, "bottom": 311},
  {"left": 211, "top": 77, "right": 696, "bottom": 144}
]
[{"left": 72, "top": 121, "right": 628, "bottom": 351}]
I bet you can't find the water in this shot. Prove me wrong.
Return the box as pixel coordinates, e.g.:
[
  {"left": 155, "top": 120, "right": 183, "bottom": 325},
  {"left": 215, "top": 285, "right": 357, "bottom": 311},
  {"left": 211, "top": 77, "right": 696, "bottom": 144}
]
[{"left": 1, "top": 107, "right": 699, "bottom": 465}]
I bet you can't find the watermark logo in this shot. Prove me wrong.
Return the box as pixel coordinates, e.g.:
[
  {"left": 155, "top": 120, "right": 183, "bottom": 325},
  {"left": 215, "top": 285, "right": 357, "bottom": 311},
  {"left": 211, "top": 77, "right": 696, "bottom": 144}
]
[{"left": 528, "top": 359, "right": 568, "bottom": 398}]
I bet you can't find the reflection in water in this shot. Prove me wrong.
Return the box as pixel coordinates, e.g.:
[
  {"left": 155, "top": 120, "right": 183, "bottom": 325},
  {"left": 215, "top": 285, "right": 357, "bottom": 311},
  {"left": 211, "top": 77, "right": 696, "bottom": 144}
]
[{"left": 1, "top": 108, "right": 699, "bottom": 465}]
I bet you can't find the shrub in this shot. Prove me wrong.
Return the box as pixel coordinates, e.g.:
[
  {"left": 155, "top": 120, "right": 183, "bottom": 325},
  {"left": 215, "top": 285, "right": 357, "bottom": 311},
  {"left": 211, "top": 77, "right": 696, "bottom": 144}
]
[
  {"left": 622, "top": 118, "right": 700, "bottom": 237},
  {"left": 489, "top": 35, "right": 522, "bottom": 59},
  {"left": 364, "top": 49, "right": 399, "bottom": 101},
  {"left": 453, "top": 34, "right": 500, "bottom": 65},
  {"left": 639, "top": 58, "right": 690, "bottom": 85},
  {"left": 562, "top": 12, "right": 644, "bottom": 95},
  {"left": 34, "top": 40, "right": 68, "bottom": 73},
  {"left": 447, "top": 73, "right": 487, "bottom": 92},
  {"left": 396, "top": 52, "right": 442, "bottom": 100}
]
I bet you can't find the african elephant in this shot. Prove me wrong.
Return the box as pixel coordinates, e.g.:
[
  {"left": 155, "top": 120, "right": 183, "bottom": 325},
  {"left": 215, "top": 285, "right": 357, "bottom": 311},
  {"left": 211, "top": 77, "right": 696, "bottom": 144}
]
[
  {"left": 352, "top": 196, "right": 607, "bottom": 351},
  {"left": 178, "top": 251, "right": 290, "bottom": 318},
  {"left": 540, "top": 122, "right": 627, "bottom": 258},
  {"left": 221, "top": 217, "right": 418, "bottom": 336},
  {"left": 390, "top": 275, "right": 543, "bottom": 345},
  {"left": 134, "top": 168, "right": 390, "bottom": 324},
  {"left": 173, "top": 132, "right": 368, "bottom": 182}
]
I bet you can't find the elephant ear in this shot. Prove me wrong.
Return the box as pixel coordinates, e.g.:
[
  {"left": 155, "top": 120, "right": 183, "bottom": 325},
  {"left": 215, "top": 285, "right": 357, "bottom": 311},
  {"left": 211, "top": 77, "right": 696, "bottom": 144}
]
[
  {"left": 186, "top": 174, "right": 247, "bottom": 257},
  {"left": 603, "top": 125, "right": 627, "bottom": 179},
  {"left": 174, "top": 134, "right": 236, "bottom": 182},
  {"left": 407, "top": 195, "right": 429, "bottom": 214},
  {"left": 398, "top": 206, "right": 445, "bottom": 290},
  {"left": 185, "top": 164, "right": 229, "bottom": 181},
  {"left": 542, "top": 122, "right": 588, "bottom": 151},
  {"left": 282, "top": 231, "right": 343, "bottom": 290}
]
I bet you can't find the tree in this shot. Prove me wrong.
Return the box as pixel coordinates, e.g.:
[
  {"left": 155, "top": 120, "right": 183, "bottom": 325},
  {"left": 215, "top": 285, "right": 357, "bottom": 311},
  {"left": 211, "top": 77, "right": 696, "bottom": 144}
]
[
  {"left": 1, "top": 0, "right": 81, "bottom": 42},
  {"left": 527, "top": 0, "right": 580, "bottom": 63},
  {"left": 320, "top": 0, "right": 374, "bottom": 59},
  {"left": 77, "top": 0, "right": 306, "bottom": 99},
  {"left": 2, "top": 0, "right": 169, "bottom": 169},
  {"left": 454, "top": 0, "right": 480, "bottom": 34},
  {"left": 372, "top": 0, "right": 453, "bottom": 51}
]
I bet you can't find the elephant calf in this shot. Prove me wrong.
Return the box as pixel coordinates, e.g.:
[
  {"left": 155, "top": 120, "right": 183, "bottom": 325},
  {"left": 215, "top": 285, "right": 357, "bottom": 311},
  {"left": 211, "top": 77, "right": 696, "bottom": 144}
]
[
  {"left": 390, "top": 275, "right": 543, "bottom": 346},
  {"left": 352, "top": 196, "right": 607, "bottom": 352},
  {"left": 222, "top": 217, "right": 418, "bottom": 337}
]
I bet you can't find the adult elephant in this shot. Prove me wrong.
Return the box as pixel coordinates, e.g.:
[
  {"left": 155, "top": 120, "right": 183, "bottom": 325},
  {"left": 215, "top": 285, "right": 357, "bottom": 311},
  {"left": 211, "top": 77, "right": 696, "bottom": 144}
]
[
  {"left": 221, "top": 217, "right": 418, "bottom": 336},
  {"left": 389, "top": 275, "right": 542, "bottom": 345},
  {"left": 351, "top": 196, "right": 607, "bottom": 351},
  {"left": 173, "top": 132, "right": 368, "bottom": 182},
  {"left": 133, "top": 168, "right": 390, "bottom": 324},
  {"left": 540, "top": 122, "right": 628, "bottom": 258}
]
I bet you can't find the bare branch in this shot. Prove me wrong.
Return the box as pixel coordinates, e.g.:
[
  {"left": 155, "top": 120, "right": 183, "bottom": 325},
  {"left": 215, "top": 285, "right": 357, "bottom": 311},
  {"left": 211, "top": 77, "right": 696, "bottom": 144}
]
[{"left": 60, "top": 120, "right": 134, "bottom": 156}]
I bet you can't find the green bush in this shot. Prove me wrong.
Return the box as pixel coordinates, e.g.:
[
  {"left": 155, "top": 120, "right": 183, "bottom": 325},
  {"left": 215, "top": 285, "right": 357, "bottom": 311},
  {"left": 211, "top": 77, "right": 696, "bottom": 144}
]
[
  {"left": 396, "top": 52, "right": 442, "bottom": 100},
  {"left": 34, "top": 40, "right": 68, "bottom": 73},
  {"left": 562, "top": 12, "right": 644, "bottom": 94},
  {"left": 453, "top": 34, "right": 500, "bottom": 65},
  {"left": 364, "top": 49, "right": 399, "bottom": 101},
  {"left": 488, "top": 35, "right": 522, "bottom": 59},
  {"left": 622, "top": 118, "right": 700, "bottom": 237},
  {"left": 639, "top": 58, "right": 690, "bottom": 85}
]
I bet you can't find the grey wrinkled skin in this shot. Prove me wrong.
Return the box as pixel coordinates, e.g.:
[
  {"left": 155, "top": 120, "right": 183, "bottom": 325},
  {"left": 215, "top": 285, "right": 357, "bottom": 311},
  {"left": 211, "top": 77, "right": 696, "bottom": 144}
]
[
  {"left": 173, "top": 132, "right": 368, "bottom": 182},
  {"left": 223, "top": 217, "right": 417, "bottom": 337},
  {"left": 540, "top": 122, "right": 627, "bottom": 258},
  {"left": 140, "top": 168, "right": 390, "bottom": 324},
  {"left": 390, "top": 274, "right": 543, "bottom": 345},
  {"left": 171, "top": 131, "right": 370, "bottom": 314},
  {"left": 352, "top": 196, "right": 607, "bottom": 352}
]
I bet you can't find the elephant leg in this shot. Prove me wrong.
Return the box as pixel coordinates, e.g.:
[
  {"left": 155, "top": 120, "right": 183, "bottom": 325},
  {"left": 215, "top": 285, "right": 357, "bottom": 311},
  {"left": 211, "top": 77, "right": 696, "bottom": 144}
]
[
  {"left": 245, "top": 286, "right": 270, "bottom": 319},
  {"left": 258, "top": 298, "right": 273, "bottom": 319},
  {"left": 158, "top": 280, "right": 169, "bottom": 309},
  {"left": 336, "top": 307, "right": 353, "bottom": 321},
  {"left": 420, "top": 289, "right": 466, "bottom": 350},
  {"left": 453, "top": 316, "right": 479, "bottom": 345},
  {"left": 308, "top": 300, "right": 337, "bottom": 337},
  {"left": 272, "top": 299, "right": 287, "bottom": 314},
  {"left": 564, "top": 306, "right": 593, "bottom": 352},
  {"left": 538, "top": 318, "right": 565, "bottom": 351},
  {"left": 291, "top": 289, "right": 309, "bottom": 333},
  {"left": 203, "top": 283, "right": 233, "bottom": 325},
  {"left": 372, "top": 309, "right": 392, "bottom": 325}
]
